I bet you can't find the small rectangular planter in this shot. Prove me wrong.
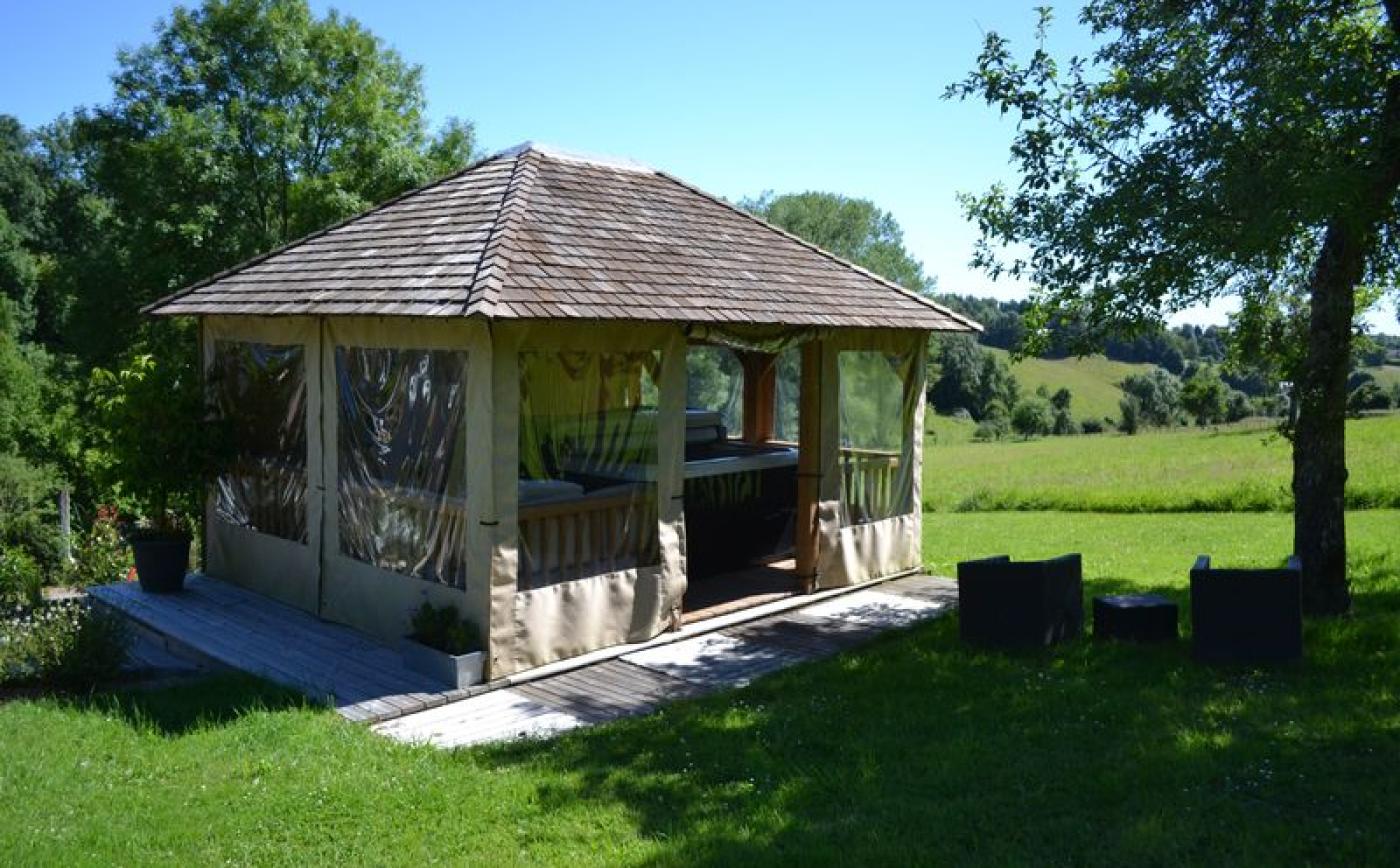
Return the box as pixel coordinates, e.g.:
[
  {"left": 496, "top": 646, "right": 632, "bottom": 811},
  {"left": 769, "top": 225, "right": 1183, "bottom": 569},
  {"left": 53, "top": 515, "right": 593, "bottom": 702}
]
[
  {"left": 957, "top": 553, "right": 1083, "bottom": 648},
  {"left": 1190, "top": 555, "right": 1303, "bottom": 664},
  {"left": 400, "top": 639, "right": 485, "bottom": 689}
]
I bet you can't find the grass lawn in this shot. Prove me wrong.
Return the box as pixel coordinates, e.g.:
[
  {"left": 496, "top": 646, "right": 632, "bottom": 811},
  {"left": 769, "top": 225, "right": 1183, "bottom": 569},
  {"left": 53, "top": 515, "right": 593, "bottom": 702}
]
[
  {"left": 925, "top": 410, "right": 978, "bottom": 444},
  {"left": 2, "top": 511, "right": 1398, "bottom": 865},
  {"left": 989, "top": 348, "right": 1158, "bottom": 423},
  {"left": 923, "top": 413, "right": 1400, "bottom": 512}
]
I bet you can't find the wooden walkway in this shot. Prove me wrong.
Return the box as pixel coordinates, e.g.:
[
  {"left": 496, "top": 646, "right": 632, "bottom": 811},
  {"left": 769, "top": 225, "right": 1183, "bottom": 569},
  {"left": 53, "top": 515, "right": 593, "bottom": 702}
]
[
  {"left": 375, "top": 576, "right": 958, "bottom": 748},
  {"left": 91, "top": 573, "right": 957, "bottom": 743}
]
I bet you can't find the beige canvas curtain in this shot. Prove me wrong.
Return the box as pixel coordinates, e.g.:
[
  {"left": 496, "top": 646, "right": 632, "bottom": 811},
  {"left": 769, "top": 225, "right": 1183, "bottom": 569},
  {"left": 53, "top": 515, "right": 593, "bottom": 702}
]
[
  {"left": 318, "top": 318, "right": 487, "bottom": 646},
  {"left": 836, "top": 348, "right": 918, "bottom": 526},
  {"left": 816, "top": 329, "right": 927, "bottom": 588},
  {"left": 490, "top": 321, "right": 686, "bottom": 675}
]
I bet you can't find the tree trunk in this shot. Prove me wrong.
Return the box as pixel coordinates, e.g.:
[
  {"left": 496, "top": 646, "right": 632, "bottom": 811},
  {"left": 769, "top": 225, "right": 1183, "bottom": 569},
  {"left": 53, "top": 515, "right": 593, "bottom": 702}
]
[
  {"left": 1293, "top": 223, "right": 1357, "bottom": 615},
  {"left": 1292, "top": 52, "right": 1400, "bottom": 614}
]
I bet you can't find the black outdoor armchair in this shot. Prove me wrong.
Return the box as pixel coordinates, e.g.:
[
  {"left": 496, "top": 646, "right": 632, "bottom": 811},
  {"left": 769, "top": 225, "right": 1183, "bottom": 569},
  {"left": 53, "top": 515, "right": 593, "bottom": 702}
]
[
  {"left": 957, "top": 554, "right": 1084, "bottom": 648},
  {"left": 1190, "top": 555, "right": 1303, "bottom": 664}
]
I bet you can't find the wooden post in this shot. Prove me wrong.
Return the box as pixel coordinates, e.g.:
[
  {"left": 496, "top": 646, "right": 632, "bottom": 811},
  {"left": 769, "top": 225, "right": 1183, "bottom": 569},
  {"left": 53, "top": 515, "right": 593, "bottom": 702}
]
[
  {"left": 794, "top": 341, "right": 822, "bottom": 592},
  {"left": 58, "top": 488, "right": 73, "bottom": 563},
  {"left": 739, "top": 352, "right": 777, "bottom": 443}
]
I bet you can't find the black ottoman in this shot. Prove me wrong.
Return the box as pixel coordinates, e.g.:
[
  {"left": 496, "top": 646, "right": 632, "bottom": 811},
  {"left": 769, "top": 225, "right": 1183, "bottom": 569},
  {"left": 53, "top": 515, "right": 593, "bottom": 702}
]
[{"left": 1094, "top": 594, "right": 1178, "bottom": 642}]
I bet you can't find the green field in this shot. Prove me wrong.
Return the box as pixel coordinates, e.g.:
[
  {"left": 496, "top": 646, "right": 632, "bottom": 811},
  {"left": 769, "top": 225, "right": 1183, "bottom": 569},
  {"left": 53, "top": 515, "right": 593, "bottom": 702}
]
[
  {"left": 925, "top": 410, "right": 979, "bottom": 444},
  {"left": 989, "top": 348, "right": 1158, "bottom": 423},
  {"left": 1363, "top": 364, "right": 1400, "bottom": 390},
  {"left": 923, "top": 413, "right": 1400, "bottom": 512},
  {"left": 924, "top": 509, "right": 1400, "bottom": 584}
]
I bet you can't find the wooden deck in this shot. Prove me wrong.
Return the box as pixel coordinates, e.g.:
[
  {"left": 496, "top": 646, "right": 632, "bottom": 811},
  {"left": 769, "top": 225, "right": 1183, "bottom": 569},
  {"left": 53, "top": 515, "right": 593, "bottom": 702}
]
[
  {"left": 376, "top": 575, "right": 958, "bottom": 748},
  {"left": 91, "top": 572, "right": 958, "bottom": 742},
  {"left": 90, "top": 577, "right": 465, "bottom": 721},
  {"left": 680, "top": 559, "right": 801, "bottom": 624}
]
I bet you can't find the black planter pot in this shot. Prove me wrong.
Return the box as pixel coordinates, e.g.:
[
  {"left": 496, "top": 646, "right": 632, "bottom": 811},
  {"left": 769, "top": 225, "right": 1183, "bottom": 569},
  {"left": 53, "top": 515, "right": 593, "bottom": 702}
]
[
  {"left": 1190, "top": 555, "right": 1303, "bottom": 664},
  {"left": 131, "top": 536, "right": 191, "bottom": 593}
]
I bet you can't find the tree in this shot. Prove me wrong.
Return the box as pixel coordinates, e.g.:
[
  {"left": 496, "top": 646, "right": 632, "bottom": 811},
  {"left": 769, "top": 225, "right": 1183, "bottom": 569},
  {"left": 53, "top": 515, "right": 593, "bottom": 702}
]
[
  {"left": 741, "top": 191, "right": 933, "bottom": 292},
  {"left": 1348, "top": 379, "right": 1393, "bottom": 413},
  {"left": 1181, "top": 366, "right": 1230, "bottom": 426},
  {"left": 928, "top": 334, "right": 984, "bottom": 415},
  {"left": 1011, "top": 398, "right": 1052, "bottom": 439},
  {"left": 90, "top": 353, "right": 230, "bottom": 533},
  {"left": 949, "top": 2, "right": 1400, "bottom": 613},
  {"left": 61, "top": 0, "right": 479, "bottom": 367},
  {"left": 1225, "top": 389, "right": 1253, "bottom": 423},
  {"left": 0, "top": 117, "right": 48, "bottom": 338},
  {"left": 1118, "top": 394, "right": 1141, "bottom": 435},
  {"left": 975, "top": 350, "right": 1020, "bottom": 419},
  {"left": 1120, "top": 370, "right": 1182, "bottom": 428},
  {"left": 974, "top": 401, "right": 1012, "bottom": 441}
]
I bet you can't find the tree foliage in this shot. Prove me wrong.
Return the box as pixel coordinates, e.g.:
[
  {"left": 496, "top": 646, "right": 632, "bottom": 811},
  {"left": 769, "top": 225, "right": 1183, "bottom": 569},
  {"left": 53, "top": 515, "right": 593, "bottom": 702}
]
[
  {"left": 90, "top": 353, "right": 230, "bottom": 535},
  {"left": 741, "top": 191, "right": 933, "bottom": 292},
  {"left": 928, "top": 335, "right": 1021, "bottom": 421},
  {"left": 1011, "top": 397, "right": 1052, "bottom": 439},
  {"left": 0, "top": 0, "right": 479, "bottom": 570},
  {"left": 1181, "top": 365, "right": 1230, "bottom": 426},
  {"left": 56, "top": 0, "right": 477, "bottom": 367},
  {"left": 949, "top": 1, "right": 1400, "bottom": 612}
]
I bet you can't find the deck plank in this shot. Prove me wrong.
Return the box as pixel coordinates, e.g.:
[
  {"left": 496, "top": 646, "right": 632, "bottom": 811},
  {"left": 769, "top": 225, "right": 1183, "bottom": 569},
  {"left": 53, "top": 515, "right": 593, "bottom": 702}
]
[{"left": 91, "top": 577, "right": 448, "bottom": 714}]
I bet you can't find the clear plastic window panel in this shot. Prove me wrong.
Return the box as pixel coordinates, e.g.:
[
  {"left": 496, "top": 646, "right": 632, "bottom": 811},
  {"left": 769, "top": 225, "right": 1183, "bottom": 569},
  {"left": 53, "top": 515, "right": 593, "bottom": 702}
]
[
  {"left": 685, "top": 344, "right": 743, "bottom": 438},
  {"left": 336, "top": 347, "right": 468, "bottom": 588},
  {"left": 838, "top": 350, "right": 916, "bottom": 526},
  {"left": 210, "top": 341, "right": 308, "bottom": 542},
  {"left": 517, "top": 350, "right": 662, "bottom": 591},
  {"left": 773, "top": 346, "right": 802, "bottom": 442}
]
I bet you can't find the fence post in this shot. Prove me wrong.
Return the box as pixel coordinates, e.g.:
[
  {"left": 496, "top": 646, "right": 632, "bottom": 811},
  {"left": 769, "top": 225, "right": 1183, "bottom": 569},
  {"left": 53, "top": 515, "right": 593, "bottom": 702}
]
[{"left": 58, "top": 487, "right": 73, "bottom": 563}]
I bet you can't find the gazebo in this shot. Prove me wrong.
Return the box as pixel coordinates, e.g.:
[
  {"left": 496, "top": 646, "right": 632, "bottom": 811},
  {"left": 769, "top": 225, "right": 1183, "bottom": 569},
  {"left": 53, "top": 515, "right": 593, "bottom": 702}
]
[{"left": 145, "top": 143, "right": 980, "bottom": 678}]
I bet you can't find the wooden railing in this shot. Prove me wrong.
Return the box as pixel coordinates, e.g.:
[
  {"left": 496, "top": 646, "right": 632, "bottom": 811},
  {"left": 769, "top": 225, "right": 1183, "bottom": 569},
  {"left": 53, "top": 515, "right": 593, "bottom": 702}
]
[
  {"left": 216, "top": 460, "right": 307, "bottom": 542},
  {"left": 338, "top": 482, "right": 470, "bottom": 587},
  {"left": 839, "top": 448, "right": 907, "bottom": 524},
  {"left": 518, "top": 486, "right": 659, "bottom": 591}
]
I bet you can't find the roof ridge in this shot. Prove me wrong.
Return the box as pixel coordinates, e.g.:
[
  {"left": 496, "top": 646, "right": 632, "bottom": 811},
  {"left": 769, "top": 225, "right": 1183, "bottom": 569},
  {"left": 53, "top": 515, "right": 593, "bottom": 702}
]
[
  {"left": 492, "top": 141, "right": 653, "bottom": 173},
  {"left": 651, "top": 171, "right": 984, "bottom": 333},
  {"left": 141, "top": 151, "right": 516, "bottom": 316},
  {"left": 463, "top": 149, "right": 541, "bottom": 317}
]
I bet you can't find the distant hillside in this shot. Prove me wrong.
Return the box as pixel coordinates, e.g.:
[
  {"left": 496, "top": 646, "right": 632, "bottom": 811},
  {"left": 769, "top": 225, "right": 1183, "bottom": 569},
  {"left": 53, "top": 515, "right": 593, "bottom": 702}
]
[
  {"left": 986, "top": 348, "right": 1158, "bottom": 423},
  {"left": 1364, "top": 365, "right": 1400, "bottom": 390}
]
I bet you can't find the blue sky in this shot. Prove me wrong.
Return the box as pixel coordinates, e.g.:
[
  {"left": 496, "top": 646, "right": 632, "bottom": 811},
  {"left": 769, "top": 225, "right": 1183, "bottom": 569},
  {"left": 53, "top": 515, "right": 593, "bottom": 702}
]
[{"left": 0, "top": 1, "right": 1388, "bottom": 329}]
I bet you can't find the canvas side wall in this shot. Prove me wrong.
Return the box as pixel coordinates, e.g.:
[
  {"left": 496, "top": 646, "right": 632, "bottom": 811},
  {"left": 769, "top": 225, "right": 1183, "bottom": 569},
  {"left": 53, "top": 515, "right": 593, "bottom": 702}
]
[
  {"left": 202, "top": 316, "right": 324, "bottom": 614},
  {"left": 814, "top": 328, "right": 928, "bottom": 588},
  {"left": 200, "top": 315, "right": 491, "bottom": 650},
  {"left": 316, "top": 317, "right": 491, "bottom": 645},
  {"left": 487, "top": 320, "right": 687, "bottom": 676}
]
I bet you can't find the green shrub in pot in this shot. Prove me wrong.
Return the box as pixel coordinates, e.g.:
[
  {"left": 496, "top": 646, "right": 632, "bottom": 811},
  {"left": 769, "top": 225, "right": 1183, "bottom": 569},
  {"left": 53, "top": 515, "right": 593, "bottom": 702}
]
[{"left": 91, "top": 351, "right": 230, "bottom": 593}]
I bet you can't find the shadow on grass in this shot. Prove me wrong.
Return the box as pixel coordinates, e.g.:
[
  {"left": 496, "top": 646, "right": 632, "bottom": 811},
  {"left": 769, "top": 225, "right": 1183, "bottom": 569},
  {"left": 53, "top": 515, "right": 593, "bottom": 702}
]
[
  {"left": 64, "top": 672, "right": 312, "bottom": 737},
  {"left": 470, "top": 557, "right": 1400, "bottom": 865}
]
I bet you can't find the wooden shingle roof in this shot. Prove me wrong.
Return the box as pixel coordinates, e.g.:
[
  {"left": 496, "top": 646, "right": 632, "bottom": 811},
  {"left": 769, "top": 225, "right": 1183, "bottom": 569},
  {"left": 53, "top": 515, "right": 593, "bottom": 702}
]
[{"left": 146, "top": 144, "right": 980, "bottom": 331}]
